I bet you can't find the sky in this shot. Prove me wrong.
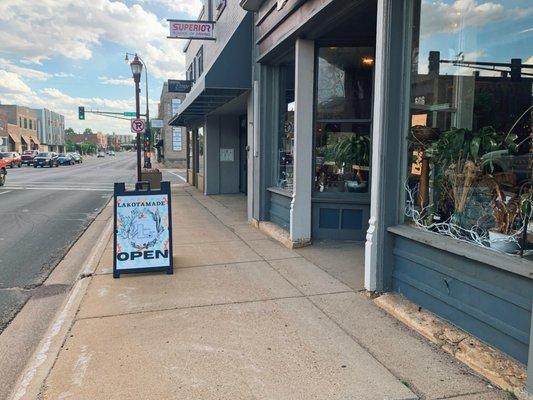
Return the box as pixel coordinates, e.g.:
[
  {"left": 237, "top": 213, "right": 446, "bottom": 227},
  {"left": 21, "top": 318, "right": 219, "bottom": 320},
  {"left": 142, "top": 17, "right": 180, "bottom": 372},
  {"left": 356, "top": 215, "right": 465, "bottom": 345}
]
[{"left": 0, "top": 0, "right": 203, "bottom": 135}]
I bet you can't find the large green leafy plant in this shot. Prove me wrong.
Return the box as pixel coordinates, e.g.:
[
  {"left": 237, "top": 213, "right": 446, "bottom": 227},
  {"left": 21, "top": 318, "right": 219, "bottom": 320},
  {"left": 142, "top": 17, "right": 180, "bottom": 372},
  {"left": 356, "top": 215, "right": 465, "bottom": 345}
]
[{"left": 329, "top": 134, "right": 370, "bottom": 170}]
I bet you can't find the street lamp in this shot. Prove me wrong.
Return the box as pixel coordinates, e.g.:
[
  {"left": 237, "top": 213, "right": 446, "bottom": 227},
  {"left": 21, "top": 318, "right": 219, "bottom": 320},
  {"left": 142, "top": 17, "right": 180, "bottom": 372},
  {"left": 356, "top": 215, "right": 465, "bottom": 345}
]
[
  {"left": 126, "top": 52, "right": 152, "bottom": 170},
  {"left": 130, "top": 54, "right": 143, "bottom": 182}
]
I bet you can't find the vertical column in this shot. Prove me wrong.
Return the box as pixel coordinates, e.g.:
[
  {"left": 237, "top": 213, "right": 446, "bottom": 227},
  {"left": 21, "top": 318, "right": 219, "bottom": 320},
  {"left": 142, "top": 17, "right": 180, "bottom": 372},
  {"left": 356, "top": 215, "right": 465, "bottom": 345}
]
[
  {"left": 365, "top": 0, "right": 406, "bottom": 292},
  {"left": 526, "top": 305, "right": 533, "bottom": 395},
  {"left": 290, "top": 38, "right": 314, "bottom": 244}
]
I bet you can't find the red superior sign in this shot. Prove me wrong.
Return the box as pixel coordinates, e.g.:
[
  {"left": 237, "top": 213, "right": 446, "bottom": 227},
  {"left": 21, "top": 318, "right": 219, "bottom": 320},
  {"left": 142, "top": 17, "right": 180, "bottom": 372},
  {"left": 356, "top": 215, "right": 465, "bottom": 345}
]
[{"left": 168, "top": 20, "right": 215, "bottom": 40}]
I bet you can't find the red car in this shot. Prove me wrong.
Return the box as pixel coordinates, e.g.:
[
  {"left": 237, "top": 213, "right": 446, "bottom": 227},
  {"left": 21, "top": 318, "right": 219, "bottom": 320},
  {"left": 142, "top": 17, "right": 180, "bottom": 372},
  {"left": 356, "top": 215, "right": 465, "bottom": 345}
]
[
  {"left": 0, "top": 156, "right": 8, "bottom": 186},
  {"left": 21, "top": 150, "right": 39, "bottom": 166},
  {"left": 0, "top": 152, "right": 22, "bottom": 168}
]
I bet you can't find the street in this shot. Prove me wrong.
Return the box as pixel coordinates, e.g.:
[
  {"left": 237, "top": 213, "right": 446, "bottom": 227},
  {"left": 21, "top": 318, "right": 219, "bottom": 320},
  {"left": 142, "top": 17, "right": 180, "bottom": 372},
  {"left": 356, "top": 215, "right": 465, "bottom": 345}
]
[{"left": 0, "top": 152, "right": 185, "bottom": 332}]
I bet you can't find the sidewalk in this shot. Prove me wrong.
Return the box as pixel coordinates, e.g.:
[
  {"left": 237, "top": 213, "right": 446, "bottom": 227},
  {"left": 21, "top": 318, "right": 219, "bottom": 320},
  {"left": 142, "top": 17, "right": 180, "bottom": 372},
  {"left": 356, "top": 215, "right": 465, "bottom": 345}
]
[{"left": 31, "top": 185, "right": 505, "bottom": 399}]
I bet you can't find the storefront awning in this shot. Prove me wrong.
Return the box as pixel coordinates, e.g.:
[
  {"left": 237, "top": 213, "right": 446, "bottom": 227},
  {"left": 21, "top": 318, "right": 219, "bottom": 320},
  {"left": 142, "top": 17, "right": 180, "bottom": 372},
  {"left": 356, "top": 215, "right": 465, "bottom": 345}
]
[
  {"left": 8, "top": 132, "right": 20, "bottom": 144},
  {"left": 30, "top": 135, "right": 40, "bottom": 145},
  {"left": 169, "top": 13, "right": 253, "bottom": 127},
  {"left": 21, "top": 134, "right": 31, "bottom": 145}
]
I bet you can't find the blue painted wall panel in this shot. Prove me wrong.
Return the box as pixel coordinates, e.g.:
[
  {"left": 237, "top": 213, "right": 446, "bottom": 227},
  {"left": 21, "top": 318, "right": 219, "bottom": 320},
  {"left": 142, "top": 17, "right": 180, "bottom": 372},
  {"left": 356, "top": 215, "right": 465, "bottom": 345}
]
[
  {"left": 392, "top": 236, "right": 533, "bottom": 364},
  {"left": 268, "top": 191, "right": 290, "bottom": 231}
]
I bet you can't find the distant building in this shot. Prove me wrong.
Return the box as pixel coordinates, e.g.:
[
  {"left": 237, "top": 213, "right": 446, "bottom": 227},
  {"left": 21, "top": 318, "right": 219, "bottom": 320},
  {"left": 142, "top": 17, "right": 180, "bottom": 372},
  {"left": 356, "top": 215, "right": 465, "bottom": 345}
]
[
  {"left": 69, "top": 132, "right": 107, "bottom": 150},
  {"left": 33, "top": 108, "right": 65, "bottom": 153},
  {"left": 157, "top": 82, "right": 186, "bottom": 167},
  {"left": 0, "top": 109, "right": 8, "bottom": 151},
  {"left": 0, "top": 105, "right": 40, "bottom": 152}
]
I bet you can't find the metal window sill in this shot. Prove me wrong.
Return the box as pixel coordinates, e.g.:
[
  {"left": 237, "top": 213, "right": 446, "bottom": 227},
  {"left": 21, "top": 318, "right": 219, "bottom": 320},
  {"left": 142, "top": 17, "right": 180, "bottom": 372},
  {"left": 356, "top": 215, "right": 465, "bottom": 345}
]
[{"left": 387, "top": 224, "right": 533, "bottom": 280}]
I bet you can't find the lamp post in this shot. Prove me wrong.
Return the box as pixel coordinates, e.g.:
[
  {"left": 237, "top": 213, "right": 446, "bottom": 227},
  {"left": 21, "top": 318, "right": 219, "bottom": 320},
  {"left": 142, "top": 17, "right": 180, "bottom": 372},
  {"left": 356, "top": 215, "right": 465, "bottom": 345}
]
[
  {"left": 129, "top": 54, "right": 143, "bottom": 182},
  {"left": 125, "top": 52, "right": 151, "bottom": 170}
]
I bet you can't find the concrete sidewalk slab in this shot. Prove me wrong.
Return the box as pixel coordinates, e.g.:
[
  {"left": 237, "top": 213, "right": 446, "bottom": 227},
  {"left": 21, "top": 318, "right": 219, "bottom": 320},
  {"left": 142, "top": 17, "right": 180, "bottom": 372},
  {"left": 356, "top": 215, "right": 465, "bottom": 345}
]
[
  {"left": 78, "top": 261, "right": 301, "bottom": 319},
  {"left": 171, "top": 224, "right": 240, "bottom": 244},
  {"left": 246, "top": 238, "right": 302, "bottom": 260},
  {"left": 173, "top": 240, "right": 262, "bottom": 268},
  {"left": 230, "top": 223, "right": 269, "bottom": 242},
  {"left": 309, "top": 292, "right": 504, "bottom": 399},
  {"left": 268, "top": 257, "right": 352, "bottom": 296},
  {"left": 296, "top": 241, "right": 365, "bottom": 291},
  {"left": 42, "top": 298, "right": 416, "bottom": 400}
]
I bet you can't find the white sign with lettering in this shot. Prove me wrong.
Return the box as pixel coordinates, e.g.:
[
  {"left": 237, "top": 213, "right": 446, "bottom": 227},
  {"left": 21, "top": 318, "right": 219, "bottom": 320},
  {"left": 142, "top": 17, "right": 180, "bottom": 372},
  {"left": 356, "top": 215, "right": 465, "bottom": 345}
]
[{"left": 168, "top": 20, "right": 216, "bottom": 40}]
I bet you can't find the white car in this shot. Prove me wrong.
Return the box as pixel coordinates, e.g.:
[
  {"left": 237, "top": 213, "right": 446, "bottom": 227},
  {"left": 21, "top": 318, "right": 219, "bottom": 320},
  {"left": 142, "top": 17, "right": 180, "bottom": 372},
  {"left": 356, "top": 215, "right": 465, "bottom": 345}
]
[{"left": 97, "top": 151, "right": 106, "bottom": 158}]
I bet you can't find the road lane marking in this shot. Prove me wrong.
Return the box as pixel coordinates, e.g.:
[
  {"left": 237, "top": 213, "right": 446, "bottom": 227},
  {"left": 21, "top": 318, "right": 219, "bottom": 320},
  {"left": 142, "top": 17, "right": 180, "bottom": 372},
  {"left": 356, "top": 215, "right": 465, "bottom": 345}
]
[
  {"left": 0, "top": 190, "right": 12, "bottom": 195},
  {"left": 3, "top": 186, "right": 113, "bottom": 192},
  {"left": 166, "top": 170, "right": 187, "bottom": 182}
]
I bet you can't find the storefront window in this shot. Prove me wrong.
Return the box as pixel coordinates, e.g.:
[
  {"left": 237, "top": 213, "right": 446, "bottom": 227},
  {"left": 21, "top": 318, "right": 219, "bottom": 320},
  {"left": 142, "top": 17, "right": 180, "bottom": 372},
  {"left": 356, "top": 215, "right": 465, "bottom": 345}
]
[
  {"left": 275, "top": 62, "right": 295, "bottom": 192},
  {"left": 197, "top": 126, "right": 204, "bottom": 175},
  {"left": 405, "top": 0, "right": 532, "bottom": 257},
  {"left": 314, "top": 46, "right": 374, "bottom": 193}
]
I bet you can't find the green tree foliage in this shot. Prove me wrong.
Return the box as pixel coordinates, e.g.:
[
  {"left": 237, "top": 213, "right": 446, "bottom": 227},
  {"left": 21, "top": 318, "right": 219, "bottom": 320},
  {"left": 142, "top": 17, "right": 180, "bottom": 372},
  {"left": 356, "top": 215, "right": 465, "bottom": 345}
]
[
  {"left": 64, "top": 127, "right": 76, "bottom": 136},
  {"left": 83, "top": 128, "right": 93, "bottom": 135}
]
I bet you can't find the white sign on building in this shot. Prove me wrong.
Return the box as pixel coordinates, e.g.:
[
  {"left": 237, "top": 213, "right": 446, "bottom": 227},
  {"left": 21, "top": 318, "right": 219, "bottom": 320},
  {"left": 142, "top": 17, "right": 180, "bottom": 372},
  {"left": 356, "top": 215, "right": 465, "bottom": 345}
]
[
  {"left": 167, "top": 20, "right": 216, "bottom": 40},
  {"left": 172, "top": 127, "right": 182, "bottom": 151}
]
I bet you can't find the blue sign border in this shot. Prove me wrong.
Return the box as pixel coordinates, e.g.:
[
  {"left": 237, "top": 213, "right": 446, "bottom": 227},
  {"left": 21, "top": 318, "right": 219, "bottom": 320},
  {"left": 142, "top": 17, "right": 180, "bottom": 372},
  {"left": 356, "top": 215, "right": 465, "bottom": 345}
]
[{"left": 113, "top": 181, "right": 174, "bottom": 278}]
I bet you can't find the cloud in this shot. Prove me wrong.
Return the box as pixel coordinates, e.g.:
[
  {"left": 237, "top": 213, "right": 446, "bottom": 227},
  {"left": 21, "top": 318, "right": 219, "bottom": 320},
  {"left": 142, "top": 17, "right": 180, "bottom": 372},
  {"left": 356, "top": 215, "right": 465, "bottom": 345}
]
[
  {"left": 54, "top": 72, "right": 74, "bottom": 78},
  {"left": 98, "top": 76, "right": 133, "bottom": 86},
  {"left": 0, "top": 70, "right": 33, "bottom": 93},
  {"left": 141, "top": 0, "right": 203, "bottom": 16},
  {"left": 0, "top": 58, "right": 51, "bottom": 80},
  {"left": 0, "top": 0, "right": 195, "bottom": 80},
  {"left": 420, "top": 0, "right": 531, "bottom": 37}
]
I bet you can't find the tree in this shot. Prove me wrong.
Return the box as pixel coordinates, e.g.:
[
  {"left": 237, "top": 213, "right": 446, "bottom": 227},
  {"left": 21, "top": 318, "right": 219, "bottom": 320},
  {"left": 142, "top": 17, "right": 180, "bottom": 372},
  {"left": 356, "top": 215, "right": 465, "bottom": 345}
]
[
  {"left": 65, "top": 140, "right": 77, "bottom": 152},
  {"left": 83, "top": 128, "right": 93, "bottom": 135},
  {"left": 65, "top": 127, "right": 76, "bottom": 136}
]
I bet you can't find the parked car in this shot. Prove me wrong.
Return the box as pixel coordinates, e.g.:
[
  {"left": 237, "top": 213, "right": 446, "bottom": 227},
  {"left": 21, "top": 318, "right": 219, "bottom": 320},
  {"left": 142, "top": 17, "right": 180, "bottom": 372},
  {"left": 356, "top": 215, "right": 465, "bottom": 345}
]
[
  {"left": 0, "top": 152, "right": 22, "bottom": 168},
  {"left": 108, "top": 150, "right": 115, "bottom": 156},
  {"left": 0, "top": 156, "right": 8, "bottom": 186},
  {"left": 97, "top": 151, "right": 106, "bottom": 158},
  {"left": 68, "top": 152, "right": 83, "bottom": 164},
  {"left": 57, "top": 153, "right": 75, "bottom": 165},
  {"left": 34, "top": 152, "right": 59, "bottom": 168},
  {"left": 21, "top": 150, "right": 39, "bottom": 166}
]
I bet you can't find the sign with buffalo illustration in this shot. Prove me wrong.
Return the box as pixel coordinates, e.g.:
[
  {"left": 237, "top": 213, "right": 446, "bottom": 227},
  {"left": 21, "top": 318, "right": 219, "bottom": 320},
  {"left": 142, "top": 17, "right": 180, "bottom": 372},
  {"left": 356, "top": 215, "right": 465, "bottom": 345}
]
[{"left": 113, "top": 181, "right": 174, "bottom": 278}]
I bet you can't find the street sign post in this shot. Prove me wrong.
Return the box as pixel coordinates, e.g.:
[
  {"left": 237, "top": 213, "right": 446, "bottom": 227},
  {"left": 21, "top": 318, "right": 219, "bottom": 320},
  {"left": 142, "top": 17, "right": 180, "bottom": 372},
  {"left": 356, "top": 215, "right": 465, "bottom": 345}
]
[
  {"left": 123, "top": 112, "right": 136, "bottom": 117},
  {"left": 131, "top": 118, "right": 146, "bottom": 133},
  {"left": 113, "top": 181, "right": 174, "bottom": 278}
]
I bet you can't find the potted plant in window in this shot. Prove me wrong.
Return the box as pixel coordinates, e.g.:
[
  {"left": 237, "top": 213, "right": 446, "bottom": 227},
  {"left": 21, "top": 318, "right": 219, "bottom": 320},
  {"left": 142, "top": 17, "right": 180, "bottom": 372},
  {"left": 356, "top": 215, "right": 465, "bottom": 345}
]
[
  {"left": 330, "top": 134, "right": 370, "bottom": 192},
  {"left": 488, "top": 181, "right": 521, "bottom": 253}
]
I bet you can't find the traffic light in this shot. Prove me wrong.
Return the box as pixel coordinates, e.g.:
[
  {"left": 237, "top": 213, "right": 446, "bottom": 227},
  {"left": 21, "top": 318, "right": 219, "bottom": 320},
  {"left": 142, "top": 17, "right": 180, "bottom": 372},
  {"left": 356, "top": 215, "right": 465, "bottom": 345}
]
[{"left": 78, "top": 106, "right": 85, "bottom": 120}]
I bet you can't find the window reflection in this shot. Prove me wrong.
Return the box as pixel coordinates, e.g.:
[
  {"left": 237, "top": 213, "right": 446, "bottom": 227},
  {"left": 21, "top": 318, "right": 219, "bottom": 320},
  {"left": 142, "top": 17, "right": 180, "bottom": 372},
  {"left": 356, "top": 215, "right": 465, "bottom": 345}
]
[
  {"left": 406, "top": 0, "right": 533, "bottom": 256},
  {"left": 314, "top": 46, "right": 374, "bottom": 193}
]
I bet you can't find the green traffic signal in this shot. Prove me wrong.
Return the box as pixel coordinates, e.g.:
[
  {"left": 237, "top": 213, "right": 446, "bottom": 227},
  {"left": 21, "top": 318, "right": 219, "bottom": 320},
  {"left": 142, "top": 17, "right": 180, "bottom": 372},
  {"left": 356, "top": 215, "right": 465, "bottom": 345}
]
[{"left": 78, "top": 106, "right": 85, "bottom": 120}]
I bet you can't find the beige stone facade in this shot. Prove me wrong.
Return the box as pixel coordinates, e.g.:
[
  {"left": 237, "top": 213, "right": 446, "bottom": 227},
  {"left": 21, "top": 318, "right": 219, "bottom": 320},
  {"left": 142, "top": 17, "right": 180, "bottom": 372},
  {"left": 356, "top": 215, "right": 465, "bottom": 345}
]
[{"left": 157, "top": 82, "right": 187, "bottom": 167}]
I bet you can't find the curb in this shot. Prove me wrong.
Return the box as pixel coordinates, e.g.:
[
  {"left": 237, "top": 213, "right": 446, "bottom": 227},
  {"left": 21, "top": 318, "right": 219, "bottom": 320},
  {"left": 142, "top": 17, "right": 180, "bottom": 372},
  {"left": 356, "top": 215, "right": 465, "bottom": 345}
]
[
  {"left": 374, "top": 292, "right": 529, "bottom": 399},
  {"left": 9, "top": 215, "right": 113, "bottom": 400}
]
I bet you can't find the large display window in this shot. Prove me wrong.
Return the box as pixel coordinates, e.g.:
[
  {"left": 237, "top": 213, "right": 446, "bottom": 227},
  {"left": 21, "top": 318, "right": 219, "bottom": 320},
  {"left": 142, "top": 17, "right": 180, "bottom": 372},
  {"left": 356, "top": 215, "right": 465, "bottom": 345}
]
[
  {"left": 314, "top": 46, "right": 374, "bottom": 194},
  {"left": 274, "top": 62, "right": 295, "bottom": 192},
  {"left": 405, "top": 0, "right": 532, "bottom": 257}
]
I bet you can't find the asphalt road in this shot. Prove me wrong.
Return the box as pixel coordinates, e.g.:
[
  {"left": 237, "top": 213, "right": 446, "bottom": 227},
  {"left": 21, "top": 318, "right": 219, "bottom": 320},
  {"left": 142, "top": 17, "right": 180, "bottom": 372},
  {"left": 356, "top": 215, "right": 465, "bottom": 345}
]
[{"left": 0, "top": 152, "right": 185, "bottom": 332}]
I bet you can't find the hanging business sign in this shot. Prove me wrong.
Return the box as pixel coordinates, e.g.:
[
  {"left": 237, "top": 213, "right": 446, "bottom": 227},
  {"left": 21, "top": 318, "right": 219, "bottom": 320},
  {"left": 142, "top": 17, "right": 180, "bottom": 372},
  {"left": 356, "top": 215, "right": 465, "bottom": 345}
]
[
  {"left": 113, "top": 181, "right": 174, "bottom": 278},
  {"left": 167, "top": 20, "right": 216, "bottom": 40},
  {"left": 168, "top": 79, "right": 192, "bottom": 93},
  {"left": 151, "top": 119, "right": 164, "bottom": 128}
]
